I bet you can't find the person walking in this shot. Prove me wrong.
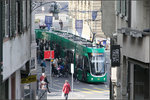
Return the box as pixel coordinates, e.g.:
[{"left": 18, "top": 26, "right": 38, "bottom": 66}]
[
  {"left": 40, "top": 59, "right": 47, "bottom": 73},
  {"left": 40, "top": 73, "right": 51, "bottom": 93},
  {"left": 40, "top": 73, "right": 46, "bottom": 90},
  {"left": 62, "top": 80, "right": 71, "bottom": 100},
  {"left": 59, "top": 19, "right": 63, "bottom": 30},
  {"left": 44, "top": 75, "right": 51, "bottom": 93}
]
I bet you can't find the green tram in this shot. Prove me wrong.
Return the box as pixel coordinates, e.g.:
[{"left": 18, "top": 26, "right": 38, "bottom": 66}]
[{"left": 35, "top": 29, "right": 107, "bottom": 83}]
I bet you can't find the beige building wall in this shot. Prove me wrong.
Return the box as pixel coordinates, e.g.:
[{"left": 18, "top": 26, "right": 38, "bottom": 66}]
[{"left": 69, "top": 0, "right": 105, "bottom": 42}]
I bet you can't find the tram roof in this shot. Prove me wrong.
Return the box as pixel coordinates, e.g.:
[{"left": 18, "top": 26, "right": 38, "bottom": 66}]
[
  {"left": 35, "top": 29, "right": 105, "bottom": 54},
  {"left": 35, "top": 29, "right": 93, "bottom": 47}
]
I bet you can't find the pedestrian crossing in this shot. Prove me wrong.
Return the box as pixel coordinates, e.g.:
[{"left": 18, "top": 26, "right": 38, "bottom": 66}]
[{"left": 52, "top": 81, "right": 109, "bottom": 94}]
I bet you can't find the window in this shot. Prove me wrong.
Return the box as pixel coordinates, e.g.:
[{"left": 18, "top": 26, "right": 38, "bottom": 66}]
[
  {"left": 10, "top": 0, "right": 16, "bottom": 36},
  {"left": 2, "top": 1, "right": 6, "bottom": 37},
  {"left": 23, "top": 0, "right": 27, "bottom": 30},
  {"left": 26, "top": 0, "right": 30, "bottom": 28},
  {"left": 117, "top": 0, "right": 121, "bottom": 13},
  {"left": 117, "top": 0, "right": 128, "bottom": 17},
  {"left": 17, "top": 0, "right": 23, "bottom": 34},
  {"left": 5, "top": 0, "right": 10, "bottom": 37}
]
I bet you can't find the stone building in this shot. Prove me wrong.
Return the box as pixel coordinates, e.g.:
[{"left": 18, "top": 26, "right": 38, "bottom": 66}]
[
  {"left": 0, "top": 0, "right": 37, "bottom": 99},
  {"left": 102, "top": 0, "right": 150, "bottom": 99},
  {"left": 69, "top": 0, "right": 105, "bottom": 42}
]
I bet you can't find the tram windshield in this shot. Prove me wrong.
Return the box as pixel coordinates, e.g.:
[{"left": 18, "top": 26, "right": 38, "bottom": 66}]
[{"left": 89, "top": 53, "right": 105, "bottom": 76}]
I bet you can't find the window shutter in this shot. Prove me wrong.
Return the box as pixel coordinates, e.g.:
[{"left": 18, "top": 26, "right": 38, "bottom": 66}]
[
  {"left": 117, "top": 0, "right": 121, "bottom": 13},
  {"left": 125, "top": 0, "right": 128, "bottom": 17},
  {"left": 2, "top": 1, "right": 5, "bottom": 37},
  {"left": 27, "top": 0, "right": 30, "bottom": 28},
  {"left": 10, "top": 0, "right": 16, "bottom": 37},
  {"left": 121, "top": 0, "right": 126, "bottom": 16},
  {"left": 5, "top": 2, "right": 10, "bottom": 37},
  {"left": 23, "top": 0, "right": 27, "bottom": 30},
  {"left": 20, "top": 0, "right": 23, "bottom": 32}
]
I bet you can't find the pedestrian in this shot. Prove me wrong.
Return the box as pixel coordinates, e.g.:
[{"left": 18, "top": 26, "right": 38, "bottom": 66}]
[
  {"left": 73, "top": 69, "right": 77, "bottom": 82},
  {"left": 40, "top": 59, "right": 47, "bottom": 73},
  {"left": 37, "top": 49, "right": 41, "bottom": 64},
  {"left": 59, "top": 19, "right": 63, "bottom": 30},
  {"left": 62, "top": 80, "right": 71, "bottom": 100},
  {"left": 40, "top": 73, "right": 46, "bottom": 90},
  {"left": 44, "top": 75, "right": 51, "bottom": 93},
  {"left": 40, "top": 73, "right": 51, "bottom": 93}
]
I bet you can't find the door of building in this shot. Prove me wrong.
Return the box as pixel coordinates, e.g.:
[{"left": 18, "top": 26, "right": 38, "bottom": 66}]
[
  {"left": 11, "top": 73, "right": 16, "bottom": 100},
  {"left": 134, "top": 64, "right": 149, "bottom": 100}
]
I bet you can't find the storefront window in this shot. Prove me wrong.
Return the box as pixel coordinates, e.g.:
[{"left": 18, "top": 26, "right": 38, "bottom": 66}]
[{"left": 134, "top": 64, "right": 149, "bottom": 100}]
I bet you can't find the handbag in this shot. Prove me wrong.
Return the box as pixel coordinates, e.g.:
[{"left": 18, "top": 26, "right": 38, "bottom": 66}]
[{"left": 61, "top": 91, "right": 64, "bottom": 98}]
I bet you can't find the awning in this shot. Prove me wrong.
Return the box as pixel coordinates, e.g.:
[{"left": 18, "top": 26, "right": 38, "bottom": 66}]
[{"left": 118, "top": 27, "right": 150, "bottom": 38}]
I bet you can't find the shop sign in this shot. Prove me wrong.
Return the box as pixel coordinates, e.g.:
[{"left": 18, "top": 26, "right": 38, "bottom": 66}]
[
  {"left": 111, "top": 45, "right": 120, "bottom": 67},
  {"left": 21, "top": 75, "right": 37, "bottom": 84}
]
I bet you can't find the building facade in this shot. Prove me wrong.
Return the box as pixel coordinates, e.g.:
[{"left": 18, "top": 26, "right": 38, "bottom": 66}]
[
  {"left": 69, "top": 0, "right": 105, "bottom": 43},
  {"left": 0, "top": 0, "right": 37, "bottom": 99},
  {"left": 102, "top": 0, "right": 150, "bottom": 99}
]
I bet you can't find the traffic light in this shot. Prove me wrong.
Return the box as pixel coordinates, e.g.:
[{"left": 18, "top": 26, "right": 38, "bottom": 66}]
[{"left": 49, "top": 2, "right": 60, "bottom": 14}]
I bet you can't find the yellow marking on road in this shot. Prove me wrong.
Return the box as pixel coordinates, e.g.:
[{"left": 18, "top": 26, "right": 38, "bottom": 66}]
[
  {"left": 73, "top": 89, "right": 93, "bottom": 94},
  {"left": 94, "top": 87, "right": 109, "bottom": 92},
  {"left": 82, "top": 88, "right": 103, "bottom": 93},
  {"left": 53, "top": 84, "right": 62, "bottom": 88}
]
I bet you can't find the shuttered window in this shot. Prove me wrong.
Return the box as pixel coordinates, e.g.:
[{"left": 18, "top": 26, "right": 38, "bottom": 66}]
[
  {"left": 2, "top": 1, "right": 5, "bottom": 37},
  {"left": 5, "top": 0, "right": 10, "bottom": 37},
  {"left": 125, "top": 0, "right": 128, "bottom": 17},
  {"left": 117, "top": 0, "right": 128, "bottom": 18},
  {"left": 121, "top": 0, "right": 126, "bottom": 16},
  {"left": 23, "top": 0, "right": 27, "bottom": 30},
  {"left": 10, "top": 0, "right": 16, "bottom": 37},
  {"left": 17, "top": 0, "right": 23, "bottom": 34},
  {"left": 117, "top": 0, "right": 121, "bottom": 13},
  {"left": 27, "top": 0, "right": 30, "bottom": 28}
]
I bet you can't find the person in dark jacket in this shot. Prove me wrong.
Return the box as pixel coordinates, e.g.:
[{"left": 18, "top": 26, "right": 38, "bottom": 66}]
[
  {"left": 44, "top": 75, "right": 51, "bottom": 93},
  {"left": 59, "top": 19, "right": 63, "bottom": 30},
  {"left": 62, "top": 80, "right": 71, "bottom": 100},
  {"left": 40, "top": 73, "right": 51, "bottom": 93}
]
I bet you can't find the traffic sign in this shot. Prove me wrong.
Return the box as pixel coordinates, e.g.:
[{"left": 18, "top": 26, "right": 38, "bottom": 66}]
[{"left": 71, "top": 63, "right": 74, "bottom": 74}]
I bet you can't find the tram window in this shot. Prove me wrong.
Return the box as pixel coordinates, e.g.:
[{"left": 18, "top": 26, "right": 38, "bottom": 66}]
[
  {"left": 84, "top": 56, "right": 90, "bottom": 72},
  {"left": 90, "top": 54, "right": 105, "bottom": 75}
]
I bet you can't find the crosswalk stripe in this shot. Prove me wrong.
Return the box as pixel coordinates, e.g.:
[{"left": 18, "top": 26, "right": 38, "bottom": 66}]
[
  {"left": 82, "top": 88, "right": 103, "bottom": 93},
  {"left": 94, "top": 88, "right": 109, "bottom": 92},
  {"left": 53, "top": 84, "right": 62, "bottom": 88},
  {"left": 73, "top": 89, "right": 93, "bottom": 94}
]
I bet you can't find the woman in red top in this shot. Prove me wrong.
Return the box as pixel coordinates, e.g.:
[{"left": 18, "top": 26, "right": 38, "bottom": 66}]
[{"left": 63, "top": 80, "right": 71, "bottom": 100}]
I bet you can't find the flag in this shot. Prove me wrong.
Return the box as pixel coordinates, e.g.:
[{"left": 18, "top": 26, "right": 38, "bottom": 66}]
[{"left": 75, "top": 20, "right": 83, "bottom": 36}]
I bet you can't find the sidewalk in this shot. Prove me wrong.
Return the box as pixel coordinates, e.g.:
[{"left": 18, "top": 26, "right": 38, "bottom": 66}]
[{"left": 37, "top": 60, "right": 51, "bottom": 99}]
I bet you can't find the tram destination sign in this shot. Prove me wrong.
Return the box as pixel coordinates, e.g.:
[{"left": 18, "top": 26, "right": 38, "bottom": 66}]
[{"left": 111, "top": 45, "right": 120, "bottom": 67}]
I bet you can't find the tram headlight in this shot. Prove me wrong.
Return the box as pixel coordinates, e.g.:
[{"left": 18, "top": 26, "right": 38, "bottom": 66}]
[
  {"left": 104, "top": 78, "right": 105, "bottom": 80},
  {"left": 91, "top": 78, "right": 93, "bottom": 80}
]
